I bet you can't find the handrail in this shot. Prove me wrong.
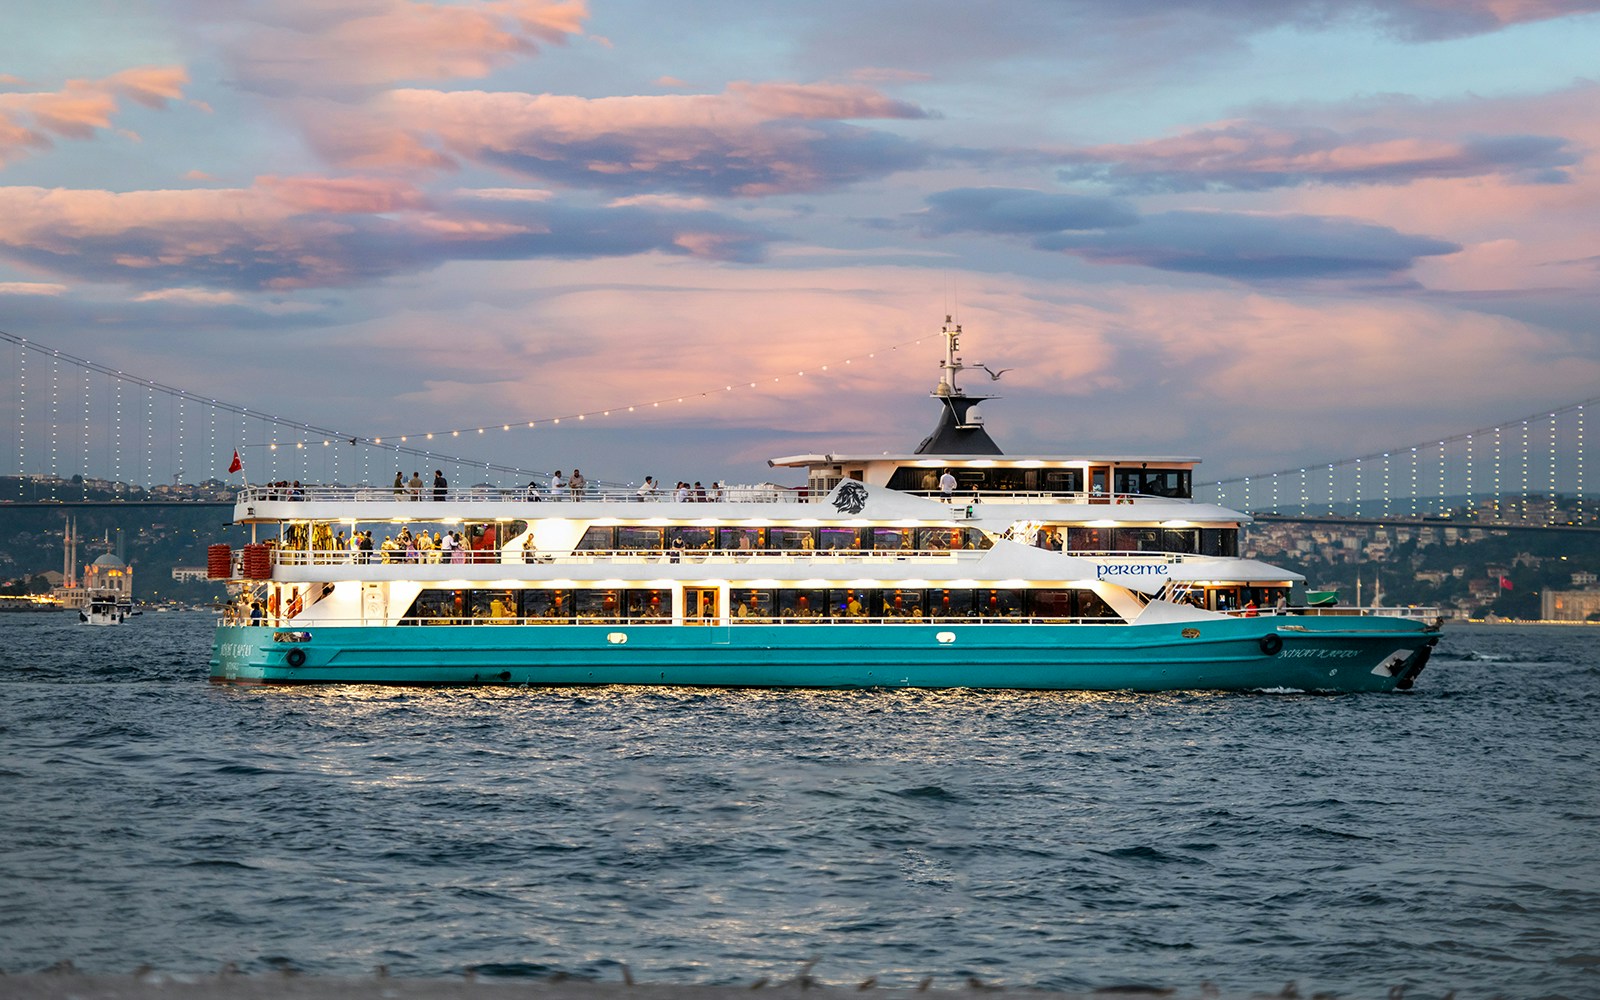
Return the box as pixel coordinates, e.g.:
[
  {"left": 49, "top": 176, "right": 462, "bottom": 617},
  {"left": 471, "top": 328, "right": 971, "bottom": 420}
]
[
  {"left": 234, "top": 484, "right": 1202, "bottom": 507},
  {"left": 261, "top": 546, "right": 980, "bottom": 567},
  {"left": 224, "top": 612, "right": 1124, "bottom": 628}
]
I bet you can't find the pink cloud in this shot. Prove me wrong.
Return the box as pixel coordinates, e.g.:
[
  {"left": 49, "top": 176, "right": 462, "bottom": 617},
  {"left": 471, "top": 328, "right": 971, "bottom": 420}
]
[
  {"left": 195, "top": 0, "right": 586, "bottom": 91},
  {"left": 322, "top": 81, "right": 931, "bottom": 195},
  {"left": 0, "top": 66, "right": 188, "bottom": 166},
  {"left": 0, "top": 174, "right": 771, "bottom": 290},
  {"left": 1056, "top": 119, "right": 1577, "bottom": 192}
]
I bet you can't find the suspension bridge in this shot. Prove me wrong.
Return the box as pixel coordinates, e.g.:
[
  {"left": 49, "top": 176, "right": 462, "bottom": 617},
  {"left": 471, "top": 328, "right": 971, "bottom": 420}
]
[{"left": 1, "top": 330, "right": 1592, "bottom": 532}]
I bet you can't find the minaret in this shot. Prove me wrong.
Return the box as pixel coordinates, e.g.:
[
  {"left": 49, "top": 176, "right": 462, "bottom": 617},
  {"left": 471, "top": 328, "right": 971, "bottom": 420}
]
[
  {"left": 62, "top": 516, "right": 77, "bottom": 588},
  {"left": 914, "top": 316, "right": 1003, "bottom": 455}
]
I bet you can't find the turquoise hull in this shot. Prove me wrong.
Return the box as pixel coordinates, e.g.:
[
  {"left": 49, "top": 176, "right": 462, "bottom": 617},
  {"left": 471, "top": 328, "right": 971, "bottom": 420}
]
[{"left": 211, "top": 617, "right": 1437, "bottom": 692}]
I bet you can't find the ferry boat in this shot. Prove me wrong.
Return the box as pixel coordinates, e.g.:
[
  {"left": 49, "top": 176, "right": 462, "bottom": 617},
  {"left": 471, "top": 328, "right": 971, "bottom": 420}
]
[{"left": 209, "top": 320, "right": 1440, "bottom": 691}]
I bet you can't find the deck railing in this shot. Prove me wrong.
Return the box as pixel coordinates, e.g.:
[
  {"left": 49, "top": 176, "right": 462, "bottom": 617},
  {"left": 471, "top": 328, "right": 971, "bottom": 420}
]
[{"left": 234, "top": 484, "right": 1200, "bottom": 507}]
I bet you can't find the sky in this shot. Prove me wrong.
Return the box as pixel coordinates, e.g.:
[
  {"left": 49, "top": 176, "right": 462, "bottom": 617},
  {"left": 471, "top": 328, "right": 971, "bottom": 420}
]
[{"left": 2, "top": 0, "right": 1599, "bottom": 488}]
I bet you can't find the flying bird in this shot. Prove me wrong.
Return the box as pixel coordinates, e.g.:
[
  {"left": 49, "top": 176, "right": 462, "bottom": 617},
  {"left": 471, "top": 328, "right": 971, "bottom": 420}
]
[{"left": 979, "top": 365, "right": 1012, "bottom": 380}]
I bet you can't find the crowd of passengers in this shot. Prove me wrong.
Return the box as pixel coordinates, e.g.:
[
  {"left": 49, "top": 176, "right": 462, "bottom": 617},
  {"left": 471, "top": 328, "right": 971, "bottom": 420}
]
[
  {"left": 401, "top": 586, "right": 1121, "bottom": 625},
  {"left": 271, "top": 521, "right": 1237, "bottom": 560}
]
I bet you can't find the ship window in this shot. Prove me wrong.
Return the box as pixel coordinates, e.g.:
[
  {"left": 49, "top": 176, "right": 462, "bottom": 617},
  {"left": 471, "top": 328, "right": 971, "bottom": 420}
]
[
  {"left": 1200, "top": 528, "right": 1238, "bottom": 557},
  {"left": 819, "top": 527, "right": 860, "bottom": 550},
  {"left": 1162, "top": 528, "right": 1199, "bottom": 554},
  {"left": 888, "top": 467, "right": 942, "bottom": 492},
  {"left": 617, "top": 526, "right": 664, "bottom": 550},
  {"left": 870, "top": 527, "right": 913, "bottom": 550},
  {"left": 1067, "top": 527, "right": 1108, "bottom": 552},
  {"left": 575, "top": 589, "right": 623, "bottom": 623},
  {"left": 979, "top": 589, "right": 1024, "bottom": 619},
  {"left": 879, "top": 588, "right": 924, "bottom": 619},
  {"left": 521, "top": 589, "right": 571, "bottom": 622},
  {"left": 733, "top": 589, "right": 774, "bottom": 621},
  {"left": 668, "top": 526, "right": 715, "bottom": 550},
  {"left": 577, "top": 526, "right": 614, "bottom": 550},
  {"left": 927, "top": 588, "right": 976, "bottom": 618},
  {"left": 1029, "top": 589, "right": 1075, "bottom": 621},
  {"left": 1041, "top": 470, "right": 1083, "bottom": 494},
  {"left": 916, "top": 527, "right": 974, "bottom": 551},
  {"left": 775, "top": 589, "right": 825, "bottom": 619},
  {"left": 822, "top": 588, "right": 871, "bottom": 620},
  {"left": 1076, "top": 589, "right": 1116, "bottom": 619},
  {"left": 719, "top": 527, "right": 763, "bottom": 551},
  {"left": 1113, "top": 528, "right": 1164, "bottom": 552},
  {"left": 627, "top": 589, "right": 671, "bottom": 622},
  {"left": 403, "top": 588, "right": 464, "bottom": 623},
  {"left": 470, "top": 589, "right": 518, "bottom": 622},
  {"left": 769, "top": 528, "right": 815, "bottom": 551}
]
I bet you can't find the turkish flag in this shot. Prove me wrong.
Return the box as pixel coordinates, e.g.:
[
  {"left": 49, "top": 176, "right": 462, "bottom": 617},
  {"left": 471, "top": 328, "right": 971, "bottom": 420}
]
[{"left": 228, "top": 450, "right": 243, "bottom": 474}]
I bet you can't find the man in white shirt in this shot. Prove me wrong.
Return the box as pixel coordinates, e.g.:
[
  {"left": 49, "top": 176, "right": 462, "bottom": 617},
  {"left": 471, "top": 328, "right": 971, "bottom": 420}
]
[
  {"left": 939, "top": 470, "right": 956, "bottom": 496},
  {"left": 637, "top": 476, "right": 658, "bottom": 499},
  {"left": 549, "top": 470, "right": 566, "bottom": 497}
]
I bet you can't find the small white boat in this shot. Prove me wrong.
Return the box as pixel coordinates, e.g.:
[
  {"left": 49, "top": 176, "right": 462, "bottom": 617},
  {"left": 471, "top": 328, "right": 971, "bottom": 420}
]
[{"left": 80, "top": 590, "right": 133, "bottom": 625}]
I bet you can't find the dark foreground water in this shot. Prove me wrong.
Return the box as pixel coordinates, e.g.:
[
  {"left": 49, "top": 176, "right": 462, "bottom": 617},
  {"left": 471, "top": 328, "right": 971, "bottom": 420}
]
[{"left": 0, "top": 613, "right": 1596, "bottom": 999}]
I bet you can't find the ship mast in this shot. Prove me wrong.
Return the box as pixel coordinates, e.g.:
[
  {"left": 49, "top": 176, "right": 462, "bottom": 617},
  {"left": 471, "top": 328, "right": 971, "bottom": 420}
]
[{"left": 914, "top": 316, "right": 1004, "bottom": 455}]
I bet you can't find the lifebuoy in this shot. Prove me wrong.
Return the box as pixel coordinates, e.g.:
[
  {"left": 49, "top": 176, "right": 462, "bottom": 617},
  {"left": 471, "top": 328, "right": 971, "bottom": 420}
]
[
  {"left": 1258, "top": 633, "right": 1283, "bottom": 656},
  {"left": 285, "top": 648, "right": 307, "bottom": 667}
]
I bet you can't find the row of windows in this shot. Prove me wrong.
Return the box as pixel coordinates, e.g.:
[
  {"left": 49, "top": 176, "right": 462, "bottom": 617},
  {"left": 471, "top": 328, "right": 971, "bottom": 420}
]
[
  {"left": 1053, "top": 527, "right": 1237, "bottom": 556},
  {"left": 405, "top": 587, "right": 674, "bottom": 623},
  {"left": 576, "top": 525, "right": 993, "bottom": 552},
  {"left": 884, "top": 467, "right": 1193, "bottom": 499},
  {"left": 400, "top": 587, "right": 1119, "bottom": 623}
]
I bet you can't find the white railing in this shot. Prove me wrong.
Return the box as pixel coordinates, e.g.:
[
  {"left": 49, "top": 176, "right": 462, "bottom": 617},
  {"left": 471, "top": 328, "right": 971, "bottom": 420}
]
[
  {"left": 222, "top": 612, "right": 1122, "bottom": 628},
  {"left": 235, "top": 484, "right": 811, "bottom": 505},
  {"left": 264, "top": 546, "right": 979, "bottom": 568},
  {"left": 235, "top": 484, "right": 1203, "bottom": 507}
]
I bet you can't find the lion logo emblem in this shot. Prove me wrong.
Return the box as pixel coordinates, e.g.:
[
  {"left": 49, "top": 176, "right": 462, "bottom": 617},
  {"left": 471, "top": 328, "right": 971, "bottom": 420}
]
[{"left": 830, "top": 481, "right": 868, "bottom": 514}]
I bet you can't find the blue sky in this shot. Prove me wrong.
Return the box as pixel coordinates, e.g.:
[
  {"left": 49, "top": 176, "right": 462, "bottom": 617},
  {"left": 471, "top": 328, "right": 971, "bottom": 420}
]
[{"left": 2, "top": 0, "right": 1598, "bottom": 488}]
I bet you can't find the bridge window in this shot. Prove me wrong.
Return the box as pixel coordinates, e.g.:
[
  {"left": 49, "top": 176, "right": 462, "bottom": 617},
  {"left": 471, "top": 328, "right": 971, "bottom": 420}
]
[
  {"left": 1114, "top": 469, "right": 1192, "bottom": 498},
  {"left": 1200, "top": 529, "right": 1238, "bottom": 557}
]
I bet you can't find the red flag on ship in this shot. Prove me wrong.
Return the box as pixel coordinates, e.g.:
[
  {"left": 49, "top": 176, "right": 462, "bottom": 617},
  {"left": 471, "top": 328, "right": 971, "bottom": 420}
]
[{"left": 228, "top": 450, "right": 243, "bottom": 474}]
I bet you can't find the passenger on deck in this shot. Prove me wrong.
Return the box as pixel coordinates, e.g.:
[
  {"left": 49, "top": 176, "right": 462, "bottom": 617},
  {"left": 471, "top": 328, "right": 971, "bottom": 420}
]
[
  {"left": 638, "top": 476, "right": 658, "bottom": 499},
  {"left": 569, "top": 469, "right": 586, "bottom": 499},
  {"left": 408, "top": 471, "right": 423, "bottom": 499},
  {"left": 550, "top": 471, "right": 566, "bottom": 497},
  {"left": 394, "top": 471, "right": 405, "bottom": 499},
  {"left": 432, "top": 470, "right": 447, "bottom": 501}
]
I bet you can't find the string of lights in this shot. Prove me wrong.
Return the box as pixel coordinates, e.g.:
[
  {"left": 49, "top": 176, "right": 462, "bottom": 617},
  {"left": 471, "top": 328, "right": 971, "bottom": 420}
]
[
  {"left": 369, "top": 335, "right": 933, "bottom": 446},
  {"left": 1201, "top": 394, "right": 1600, "bottom": 490},
  {"left": 1, "top": 327, "right": 933, "bottom": 481}
]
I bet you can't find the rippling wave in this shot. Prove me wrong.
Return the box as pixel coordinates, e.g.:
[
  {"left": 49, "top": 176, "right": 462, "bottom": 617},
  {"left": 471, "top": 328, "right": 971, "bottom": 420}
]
[{"left": 1, "top": 613, "right": 1597, "bottom": 999}]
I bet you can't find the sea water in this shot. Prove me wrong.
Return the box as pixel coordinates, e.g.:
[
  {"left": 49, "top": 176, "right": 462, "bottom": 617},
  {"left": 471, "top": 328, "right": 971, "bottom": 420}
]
[{"left": 0, "top": 613, "right": 1595, "bottom": 999}]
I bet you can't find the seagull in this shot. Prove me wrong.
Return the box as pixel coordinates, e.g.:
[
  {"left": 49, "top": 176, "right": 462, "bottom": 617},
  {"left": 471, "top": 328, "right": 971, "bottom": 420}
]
[{"left": 978, "top": 365, "right": 1012, "bottom": 380}]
